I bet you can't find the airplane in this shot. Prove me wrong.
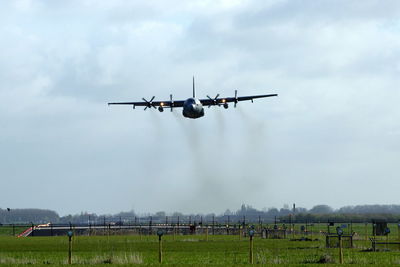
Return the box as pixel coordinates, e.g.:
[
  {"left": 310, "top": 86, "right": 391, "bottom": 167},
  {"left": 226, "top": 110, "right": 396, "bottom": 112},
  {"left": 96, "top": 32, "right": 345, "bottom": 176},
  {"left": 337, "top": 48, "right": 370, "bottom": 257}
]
[{"left": 108, "top": 78, "right": 278, "bottom": 119}]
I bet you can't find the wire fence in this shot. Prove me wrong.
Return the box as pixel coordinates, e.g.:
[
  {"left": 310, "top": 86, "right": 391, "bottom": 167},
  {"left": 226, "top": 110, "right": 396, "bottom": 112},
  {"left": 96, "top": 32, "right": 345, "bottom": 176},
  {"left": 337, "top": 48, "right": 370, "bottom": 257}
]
[{"left": 1, "top": 217, "right": 399, "bottom": 247}]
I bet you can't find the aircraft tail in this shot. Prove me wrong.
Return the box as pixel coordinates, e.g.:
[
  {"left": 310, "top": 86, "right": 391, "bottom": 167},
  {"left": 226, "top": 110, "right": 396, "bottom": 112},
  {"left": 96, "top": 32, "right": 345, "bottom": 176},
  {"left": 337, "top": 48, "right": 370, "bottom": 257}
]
[{"left": 192, "top": 76, "right": 195, "bottom": 98}]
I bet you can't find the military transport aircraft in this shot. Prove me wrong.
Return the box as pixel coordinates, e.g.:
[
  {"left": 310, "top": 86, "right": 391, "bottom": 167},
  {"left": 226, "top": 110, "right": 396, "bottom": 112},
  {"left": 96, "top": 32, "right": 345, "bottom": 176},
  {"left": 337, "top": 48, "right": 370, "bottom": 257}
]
[{"left": 108, "top": 78, "right": 278, "bottom": 119}]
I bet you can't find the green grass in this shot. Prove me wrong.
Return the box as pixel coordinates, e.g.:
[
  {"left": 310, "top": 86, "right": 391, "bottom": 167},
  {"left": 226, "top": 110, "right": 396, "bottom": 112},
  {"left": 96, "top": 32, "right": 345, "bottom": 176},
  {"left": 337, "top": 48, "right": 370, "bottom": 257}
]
[{"left": 0, "top": 224, "right": 399, "bottom": 265}]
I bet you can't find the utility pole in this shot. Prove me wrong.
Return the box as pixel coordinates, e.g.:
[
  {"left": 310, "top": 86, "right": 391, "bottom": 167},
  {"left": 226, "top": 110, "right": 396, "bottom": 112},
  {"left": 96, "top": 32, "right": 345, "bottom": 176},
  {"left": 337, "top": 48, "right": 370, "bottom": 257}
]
[
  {"left": 67, "top": 231, "right": 73, "bottom": 264},
  {"left": 239, "top": 224, "right": 242, "bottom": 241},
  {"left": 149, "top": 216, "right": 153, "bottom": 235},
  {"left": 212, "top": 215, "right": 215, "bottom": 235},
  {"left": 205, "top": 224, "right": 209, "bottom": 241},
  {"left": 227, "top": 216, "right": 230, "bottom": 235},
  {"left": 337, "top": 227, "right": 344, "bottom": 264},
  {"left": 249, "top": 229, "right": 255, "bottom": 264},
  {"left": 157, "top": 230, "right": 164, "bottom": 264}
]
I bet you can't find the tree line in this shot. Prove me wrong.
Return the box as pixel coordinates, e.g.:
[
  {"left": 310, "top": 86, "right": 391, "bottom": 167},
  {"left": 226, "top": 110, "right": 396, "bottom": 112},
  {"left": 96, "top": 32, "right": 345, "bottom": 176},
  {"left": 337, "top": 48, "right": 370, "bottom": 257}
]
[{"left": 2, "top": 204, "right": 400, "bottom": 224}]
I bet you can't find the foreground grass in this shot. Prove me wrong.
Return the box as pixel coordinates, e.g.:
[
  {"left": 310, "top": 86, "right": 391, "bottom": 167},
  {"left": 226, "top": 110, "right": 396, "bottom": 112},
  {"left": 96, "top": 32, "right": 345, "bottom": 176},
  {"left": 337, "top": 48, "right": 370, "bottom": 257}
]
[{"left": 0, "top": 227, "right": 399, "bottom": 265}]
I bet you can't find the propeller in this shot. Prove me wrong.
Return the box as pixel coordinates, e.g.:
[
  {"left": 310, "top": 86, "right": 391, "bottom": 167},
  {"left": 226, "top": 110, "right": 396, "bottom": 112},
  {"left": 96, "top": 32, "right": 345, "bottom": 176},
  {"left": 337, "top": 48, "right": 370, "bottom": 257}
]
[
  {"left": 234, "top": 90, "right": 239, "bottom": 108},
  {"left": 206, "top": 94, "right": 220, "bottom": 108},
  {"left": 170, "top": 94, "right": 174, "bottom": 112},
  {"left": 142, "top": 96, "right": 156, "bottom": 110}
]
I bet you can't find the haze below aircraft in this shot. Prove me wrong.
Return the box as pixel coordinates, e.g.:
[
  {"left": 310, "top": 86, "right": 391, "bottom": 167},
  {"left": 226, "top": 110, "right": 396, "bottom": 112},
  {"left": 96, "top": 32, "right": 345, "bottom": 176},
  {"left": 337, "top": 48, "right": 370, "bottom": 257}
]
[{"left": 108, "top": 78, "right": 278, "bottom": 119}]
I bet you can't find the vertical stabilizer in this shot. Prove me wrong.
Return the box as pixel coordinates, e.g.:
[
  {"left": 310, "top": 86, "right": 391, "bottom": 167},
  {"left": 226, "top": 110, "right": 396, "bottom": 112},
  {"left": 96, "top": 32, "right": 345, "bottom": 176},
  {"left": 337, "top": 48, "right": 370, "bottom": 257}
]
[{"left": 192, "top": 76, "right": 195, "bottom": 98}]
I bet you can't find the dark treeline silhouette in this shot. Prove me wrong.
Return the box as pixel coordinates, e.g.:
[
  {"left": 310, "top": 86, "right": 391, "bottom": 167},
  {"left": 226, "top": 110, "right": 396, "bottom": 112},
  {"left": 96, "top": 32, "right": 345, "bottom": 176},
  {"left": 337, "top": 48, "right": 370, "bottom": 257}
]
[
  {"left": 281, "top": 204, "right": 400, "bottom": 223},
  {"left": 281, "top": 213, "right": 400, "bottom": 223},
  {"left": 0, "top": 208, "right": 59, "bottom": 224},
  {"left": 2, "top": 204, "right": 400, "bottom": 224}
]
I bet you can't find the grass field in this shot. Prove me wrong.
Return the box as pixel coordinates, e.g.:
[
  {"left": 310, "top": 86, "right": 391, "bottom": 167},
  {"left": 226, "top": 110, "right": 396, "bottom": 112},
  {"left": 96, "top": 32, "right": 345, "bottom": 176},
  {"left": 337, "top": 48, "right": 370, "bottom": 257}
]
[{"left": 0, "top": 223, "right": 399, "bottom": 266}]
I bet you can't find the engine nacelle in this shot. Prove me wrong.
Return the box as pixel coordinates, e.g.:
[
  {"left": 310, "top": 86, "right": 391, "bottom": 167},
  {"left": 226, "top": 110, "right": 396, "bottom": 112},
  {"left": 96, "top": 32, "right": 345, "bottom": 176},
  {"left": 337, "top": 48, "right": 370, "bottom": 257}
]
[
  {"left": 223, "top": 103, "right": 229, "bottom": 109},
  {"left": 158, "top": 106, "right": 164, "bottom": 112}
]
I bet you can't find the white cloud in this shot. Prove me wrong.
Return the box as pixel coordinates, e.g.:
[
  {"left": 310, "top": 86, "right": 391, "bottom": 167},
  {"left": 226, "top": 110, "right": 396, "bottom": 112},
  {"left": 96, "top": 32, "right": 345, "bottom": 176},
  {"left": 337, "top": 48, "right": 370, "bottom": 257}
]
[{"left": 0, "top": 0, "right": 400, "bottom": 215}]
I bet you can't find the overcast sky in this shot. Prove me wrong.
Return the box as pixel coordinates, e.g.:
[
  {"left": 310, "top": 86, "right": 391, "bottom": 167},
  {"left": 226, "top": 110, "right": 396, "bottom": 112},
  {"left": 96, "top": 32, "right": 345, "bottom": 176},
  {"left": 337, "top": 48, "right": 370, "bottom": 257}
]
[{"left": 1, "top": 0, "right": 400, "bottom": 216}]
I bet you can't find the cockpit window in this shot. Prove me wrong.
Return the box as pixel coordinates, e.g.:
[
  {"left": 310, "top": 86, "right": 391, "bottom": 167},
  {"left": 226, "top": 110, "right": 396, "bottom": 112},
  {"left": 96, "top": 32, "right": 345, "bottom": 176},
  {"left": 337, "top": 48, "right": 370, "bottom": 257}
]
[{"left": 184, "top": 98, "right": 201, "bottom": 106}]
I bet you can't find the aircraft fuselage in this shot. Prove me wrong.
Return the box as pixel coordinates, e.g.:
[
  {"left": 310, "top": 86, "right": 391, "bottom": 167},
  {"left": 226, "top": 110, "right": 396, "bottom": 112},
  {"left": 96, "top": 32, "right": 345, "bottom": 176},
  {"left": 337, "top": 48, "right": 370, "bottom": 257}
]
[{"left": 182, "top": 98, "right": 204, "bottom": 119}]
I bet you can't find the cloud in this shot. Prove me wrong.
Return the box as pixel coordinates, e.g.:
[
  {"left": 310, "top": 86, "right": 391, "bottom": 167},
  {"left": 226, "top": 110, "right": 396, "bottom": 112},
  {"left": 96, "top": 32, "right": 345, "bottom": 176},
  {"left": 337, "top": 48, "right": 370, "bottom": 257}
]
[{"left": 0, "top": 1, "right": 400, "bottom": 215}]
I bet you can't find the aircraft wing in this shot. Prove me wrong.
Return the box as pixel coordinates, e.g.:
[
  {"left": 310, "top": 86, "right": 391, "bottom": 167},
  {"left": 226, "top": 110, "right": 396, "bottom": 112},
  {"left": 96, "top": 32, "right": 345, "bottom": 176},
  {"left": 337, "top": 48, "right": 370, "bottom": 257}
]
[
  {"left": 108, "top": 97, "right": 185, "bottom": 109},
  {"left": 199, "top": 93, "right": 278, "bottom": 107}
]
